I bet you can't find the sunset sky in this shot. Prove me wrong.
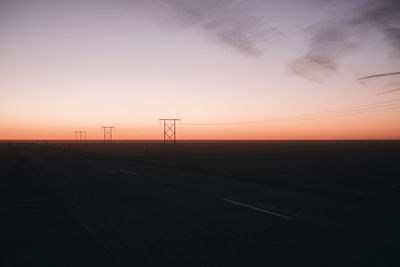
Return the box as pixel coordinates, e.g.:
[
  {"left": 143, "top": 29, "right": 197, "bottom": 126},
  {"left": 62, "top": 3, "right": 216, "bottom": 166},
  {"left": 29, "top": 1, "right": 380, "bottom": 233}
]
[{"left": 1, "top": 0, "right": 399, "bottom": 140}]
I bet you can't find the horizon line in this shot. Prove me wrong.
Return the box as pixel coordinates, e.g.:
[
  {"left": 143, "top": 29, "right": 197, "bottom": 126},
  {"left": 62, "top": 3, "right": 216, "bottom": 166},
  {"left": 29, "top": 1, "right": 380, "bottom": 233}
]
[{"left": 1, "top": 139, "right": 399, "bottom": 142}]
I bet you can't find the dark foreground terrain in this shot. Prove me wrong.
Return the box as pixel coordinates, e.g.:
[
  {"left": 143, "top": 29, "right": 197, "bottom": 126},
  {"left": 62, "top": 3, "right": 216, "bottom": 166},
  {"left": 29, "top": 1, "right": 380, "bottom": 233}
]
[{"left": 1, "top": 141, "right": 400, "bottom": 266}]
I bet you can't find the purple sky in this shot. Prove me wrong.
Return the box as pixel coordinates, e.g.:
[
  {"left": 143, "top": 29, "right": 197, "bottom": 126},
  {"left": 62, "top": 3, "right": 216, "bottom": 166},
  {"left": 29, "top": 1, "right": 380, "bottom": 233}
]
[{"left": 0, "top": 0, "right": 399, "bottom": 139}]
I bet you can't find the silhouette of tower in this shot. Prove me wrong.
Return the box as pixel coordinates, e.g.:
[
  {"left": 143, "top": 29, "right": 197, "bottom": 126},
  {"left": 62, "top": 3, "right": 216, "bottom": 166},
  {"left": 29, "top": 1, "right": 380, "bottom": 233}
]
[
  {"left": 74, "top": 131, "right": 79, "bottom": 142},
  {"left": 81, "top": 131, "right": 86, "bottom": 141},
  {"left": 74, "top": 130, "right": 87, "bottom": 142},
  {"left": 101, "top": 126, "right": 115, "bottom": 144},
  {"left": 159, "top": 119, "right": 180, "bottom": 145}
]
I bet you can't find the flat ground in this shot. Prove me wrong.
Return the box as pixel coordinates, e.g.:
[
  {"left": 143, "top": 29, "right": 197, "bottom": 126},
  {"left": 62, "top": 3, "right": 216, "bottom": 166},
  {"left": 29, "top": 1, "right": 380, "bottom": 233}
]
[{"left": 1, "top": 141, "right": 400, "bottom": 266}]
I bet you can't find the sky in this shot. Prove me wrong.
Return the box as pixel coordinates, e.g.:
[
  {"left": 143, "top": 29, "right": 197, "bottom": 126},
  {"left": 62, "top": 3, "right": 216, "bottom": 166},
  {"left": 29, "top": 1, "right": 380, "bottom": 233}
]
[{"left": 0, "top": 0, "right": 399, "bottom": 140}]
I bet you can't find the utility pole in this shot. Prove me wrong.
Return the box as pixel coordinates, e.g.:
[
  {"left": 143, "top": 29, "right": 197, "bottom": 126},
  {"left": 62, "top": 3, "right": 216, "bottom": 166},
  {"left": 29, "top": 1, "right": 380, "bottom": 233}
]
[
  {"left": 101, "top": 126, "right": 115, "bottom": 144},
  {"left": 159, "top": 119, "right": 180, "bottom": 145},
  {"left": 74, "top": 130, "right": 87, "bottom": 143},
  {"left": 81, "top": 131, "right": 86, "bottom": 142}
]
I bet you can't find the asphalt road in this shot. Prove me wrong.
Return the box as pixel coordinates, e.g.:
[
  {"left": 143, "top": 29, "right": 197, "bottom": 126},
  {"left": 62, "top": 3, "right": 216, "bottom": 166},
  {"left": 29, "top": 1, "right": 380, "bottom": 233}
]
[{"left": 4, "top": 143, "right": 400, "bottom": 266}]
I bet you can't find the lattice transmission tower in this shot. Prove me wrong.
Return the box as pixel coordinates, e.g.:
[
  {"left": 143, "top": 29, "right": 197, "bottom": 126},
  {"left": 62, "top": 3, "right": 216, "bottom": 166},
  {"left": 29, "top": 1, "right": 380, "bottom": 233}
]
[
  {"left": 159, "top": 119, "right": 180, "bottom": 145},
  {"left": 101, "top": 126, "right": 115, "bottom": 144}
]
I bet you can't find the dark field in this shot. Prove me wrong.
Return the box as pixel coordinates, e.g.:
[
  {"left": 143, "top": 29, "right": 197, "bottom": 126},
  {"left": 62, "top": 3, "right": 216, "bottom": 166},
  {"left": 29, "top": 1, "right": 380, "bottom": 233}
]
[
  {"left": 61, "top": 140, "right": 400, "bottom": 196},
  {"left": 1, "top": 140, "right": 400, "bottom": 266}
]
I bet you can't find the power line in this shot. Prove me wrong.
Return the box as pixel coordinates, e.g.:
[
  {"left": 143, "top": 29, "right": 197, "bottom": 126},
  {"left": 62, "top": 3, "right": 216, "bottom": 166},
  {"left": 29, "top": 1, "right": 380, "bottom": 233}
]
[
  {"left": 183, "top": 99, "right": 400, "bottom": 126},
  {"left": 277, "top": 102, "right": 400, "bottom": 122},
  {"left": 283, "top": 104, "right": 400, "bottom": 122}
]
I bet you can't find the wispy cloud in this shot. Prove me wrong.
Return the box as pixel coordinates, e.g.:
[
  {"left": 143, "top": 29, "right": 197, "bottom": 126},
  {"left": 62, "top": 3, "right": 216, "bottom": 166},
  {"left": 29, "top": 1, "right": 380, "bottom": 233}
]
[
  {"left": 357, "top": 72, "right": 400, "bottom": 95},
  {"left": 358, "top": 71, "right": 400, "bottom": 81},
  {"left": 290, "top": 0, "right": 400, "bottom": 81},
  {"left": 353, "top": 0, "right": 400, "bottom": 57},
  {"left": 110, "top": 0, "right": 281, "bottom": 56},
  {"left": 288, "top": 22, "right": 358, "bottom": 82},
  {"left": 376, "top": 88, "right": 400, "bottom": 95}
]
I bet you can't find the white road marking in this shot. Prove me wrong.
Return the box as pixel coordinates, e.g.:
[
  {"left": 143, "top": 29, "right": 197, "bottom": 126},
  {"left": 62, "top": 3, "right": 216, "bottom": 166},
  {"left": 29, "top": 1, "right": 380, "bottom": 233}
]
[
  {"left": 76, "top": 218, "right": 96, "bottom": 236},
  {"left": 119, "top": 169, "right": 137, "bottom": 176},
  {"left": 223, "top": 199, "right": 294, "bottom": 221}
]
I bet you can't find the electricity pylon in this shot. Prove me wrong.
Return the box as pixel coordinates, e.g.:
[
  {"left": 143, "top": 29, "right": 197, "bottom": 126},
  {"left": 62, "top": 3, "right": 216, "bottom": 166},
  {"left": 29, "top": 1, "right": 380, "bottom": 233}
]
[
  {"left": 159, "top": 119, "right": 180, "bottom": 145},
  {"left": 74, "top": 130, "right": 87, "bottom": 142},
  {"left": 101, "top": 126, "right": 115, "bottom": 144}
]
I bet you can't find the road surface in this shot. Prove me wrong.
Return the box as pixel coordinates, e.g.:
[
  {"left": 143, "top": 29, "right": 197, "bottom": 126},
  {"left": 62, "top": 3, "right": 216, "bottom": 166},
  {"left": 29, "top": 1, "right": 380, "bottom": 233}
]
[{"left": 2, "top": 142, "right": 399, "bottom": 266}]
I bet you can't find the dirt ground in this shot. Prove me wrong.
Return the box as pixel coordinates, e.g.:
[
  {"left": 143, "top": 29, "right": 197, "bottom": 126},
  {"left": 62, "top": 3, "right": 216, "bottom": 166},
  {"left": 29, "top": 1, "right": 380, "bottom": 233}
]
[{"left": 50, "top": 140, "right": 400, "bottom": 198}]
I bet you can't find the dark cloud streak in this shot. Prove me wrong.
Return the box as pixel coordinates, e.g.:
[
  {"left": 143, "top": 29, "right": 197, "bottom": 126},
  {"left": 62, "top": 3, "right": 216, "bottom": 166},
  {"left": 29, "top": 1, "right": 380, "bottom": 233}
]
[
  {"left": 290, "top": 0, "right": 400, "bottom": 81},
  {"left": 376, "top": 88, "right": 400, "bottom": 95},
  {"left": 111, "top": 0, "right": 280, "bottom": 56},
  {"left": 353, "top": 0, "right": 400, "bottom": 57},
  {"left": 288, "top": 22, "right": 358, "bottom": 82},
  {"left": 358, "top": 71, "right": 400, "bottom": 80}
]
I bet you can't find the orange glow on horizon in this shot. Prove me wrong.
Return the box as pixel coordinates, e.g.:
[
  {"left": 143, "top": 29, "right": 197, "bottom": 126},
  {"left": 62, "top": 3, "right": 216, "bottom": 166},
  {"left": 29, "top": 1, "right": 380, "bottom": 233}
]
[{"left": 1, "top": 112, "right": 399, "bottom": 140}]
